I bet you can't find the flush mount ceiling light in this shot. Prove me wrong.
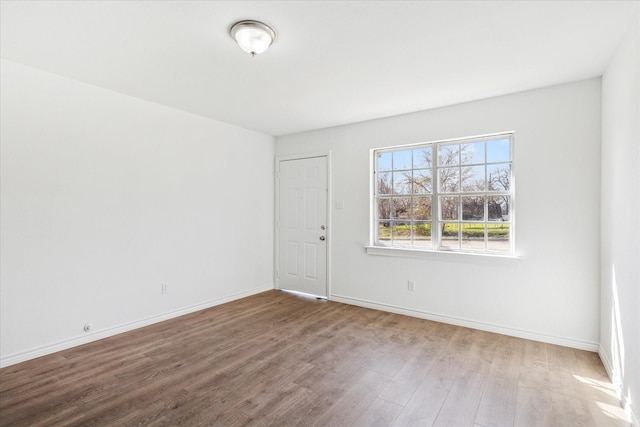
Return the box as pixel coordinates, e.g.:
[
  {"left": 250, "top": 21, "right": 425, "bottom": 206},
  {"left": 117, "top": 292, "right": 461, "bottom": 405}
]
[{"left": 230, "top": 20, "right": 276, "bottom": 57}]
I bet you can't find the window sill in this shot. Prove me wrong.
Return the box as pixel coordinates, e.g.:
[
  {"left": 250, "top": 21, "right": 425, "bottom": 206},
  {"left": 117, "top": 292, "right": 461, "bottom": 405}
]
[{"left": 365, "top": 245, "right": 521, "bottom": 265}]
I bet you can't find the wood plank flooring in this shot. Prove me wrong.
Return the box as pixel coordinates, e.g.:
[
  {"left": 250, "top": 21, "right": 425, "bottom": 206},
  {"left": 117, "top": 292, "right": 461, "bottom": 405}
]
[{"left": 0, "top": 290, "right": 629, "bottom": 426}]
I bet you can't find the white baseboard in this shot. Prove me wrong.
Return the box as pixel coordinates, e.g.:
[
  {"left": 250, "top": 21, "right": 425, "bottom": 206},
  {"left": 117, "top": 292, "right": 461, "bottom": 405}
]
[
  {"left": 0, "top": 285, "right": 273, "bottom": 368},
  {"left": 598, "top": 346, "right": 618, "bottom": 387},
  {"left": 626, "top": 398, "right": 639, "bottom": 427},
  {"left": 330, "top": 293, "right": 599, "bottom": 352},
  {"left": 599, "top": 345, "right": 638, "bottom": 427}
]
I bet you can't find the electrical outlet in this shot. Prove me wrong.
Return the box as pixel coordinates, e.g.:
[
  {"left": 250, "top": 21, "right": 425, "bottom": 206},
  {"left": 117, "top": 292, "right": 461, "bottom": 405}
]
[
  {"left": 161, "top": 283, "right": 168, "bottom": 295},
  {"left": 408, "top": 280, "right": 416, "bottom": 291}
]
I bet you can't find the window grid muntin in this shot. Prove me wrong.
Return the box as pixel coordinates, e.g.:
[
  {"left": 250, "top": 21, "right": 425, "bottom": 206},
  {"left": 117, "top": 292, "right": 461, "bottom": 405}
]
[{"left": 374, "top": 133, "right": 513, "bottom": 254}]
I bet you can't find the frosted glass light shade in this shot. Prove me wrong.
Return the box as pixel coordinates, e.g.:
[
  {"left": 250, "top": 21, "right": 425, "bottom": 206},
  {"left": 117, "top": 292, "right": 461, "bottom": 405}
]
[{"left": 230, "top": 20, "right": 276, "bottom": 56}]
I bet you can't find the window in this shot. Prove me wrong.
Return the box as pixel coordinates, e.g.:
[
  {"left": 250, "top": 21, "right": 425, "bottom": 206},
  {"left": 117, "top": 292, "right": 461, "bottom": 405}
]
[{"left": 373, "top": 133, "right": 514, "bottom": 255}]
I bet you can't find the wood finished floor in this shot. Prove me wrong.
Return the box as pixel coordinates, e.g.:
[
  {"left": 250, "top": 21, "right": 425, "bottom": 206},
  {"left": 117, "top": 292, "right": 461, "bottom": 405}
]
[{"left": 0, "top": 290, "right": 629, "bottom": 427}]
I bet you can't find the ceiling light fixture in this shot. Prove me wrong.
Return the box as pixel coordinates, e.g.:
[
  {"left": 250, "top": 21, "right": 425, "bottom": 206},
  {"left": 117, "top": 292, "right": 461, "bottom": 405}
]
[{"left": 230, "top": 20, "right": 276, "bottom": 57}]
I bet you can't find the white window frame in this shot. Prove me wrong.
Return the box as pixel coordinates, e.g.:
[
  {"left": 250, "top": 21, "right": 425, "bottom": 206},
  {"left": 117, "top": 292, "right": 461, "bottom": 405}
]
[{"left": 368, "top": 132, "right": 515, "bottom": 258}]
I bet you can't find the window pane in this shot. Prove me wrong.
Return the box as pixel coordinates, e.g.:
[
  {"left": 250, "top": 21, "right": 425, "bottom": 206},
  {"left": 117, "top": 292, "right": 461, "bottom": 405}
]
[
  {"left": 393, "top": 171, "right": 411, "bottom": 194},
  {"left": 376, "top": 172, "right": 392, "bottom": 195},
  {"left": 413, "top": 197, "right": 432, "bottom": 220},
  {"left": 439, "top": 167, "right": 459, "bottom": 192},
  {"left": 377, "top": 151, "right": 392, "bottom": 171},
  {"left": 393, "top": 150, "right": 412, "bottom": 170},
  {"left": 392, "top": 197, "right": 411, "bottom": 220},
  {"left": 412, "top": 169, "right": 432, "bottom": 194},
  {"left": 488, "top": 196, "right": 510, "bottom": 221},
  {"left": 461, "top": 165, "right": 485, "bottom": 192},
  {"left": 462, "top": 196, "right": 484, "bottom": 221},
  {"left": 439, "top": 144, "right": 460, "bottom": 166},
  {"left": 391, "top": 222, "right": 411, "bottom": 245},
  {"left": 487, "top": 164, "right": 510, "bottom": 191},
  {"left": 377, "top": 222, "right": 391, "bottom": 244},
  {"left": 377, "top": 198, "right": 391, "bottom": 220},
  {"left": 461, "top": 142, "right": 484, "bottom": 165},
  {"left": 487, "top": 138, "right": 510, "bottom": 163},
  {"left": 413, "top": 147, "right": 432, "bottom": 169},
  {"left": 372, "top": 134, "right": 512, "bottom": 255},
  {"left": 412, "top": 222, "right": 432, "bottom": 247},
  {"left": 440, "top": 196, "right": 459, "bottom": 220},
  {"left": 462, "top": 223, "right": 486, "bottom": 250},
  {"left": 440, "top": 223, "right": 459, "bottom": 249},
  {"left": 488, "top": 223, "right": 510, "bottom": 251}
]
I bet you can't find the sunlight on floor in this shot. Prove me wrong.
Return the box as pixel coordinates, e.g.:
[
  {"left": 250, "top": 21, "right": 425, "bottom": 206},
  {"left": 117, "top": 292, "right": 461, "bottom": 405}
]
[
  {"left": 596, "top": 401, "right": 630, "bottom": 422},
  {"left": 574, "top": 375, "right": 619, "bottom": 399},
  {"left": 574, "top": 374, "right": 630, "bottom": 424}
]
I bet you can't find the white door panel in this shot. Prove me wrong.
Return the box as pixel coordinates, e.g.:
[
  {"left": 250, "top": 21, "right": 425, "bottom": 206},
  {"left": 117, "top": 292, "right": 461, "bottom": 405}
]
[{"left": 277, "top": 156, "right": 327, "bottom": 297}]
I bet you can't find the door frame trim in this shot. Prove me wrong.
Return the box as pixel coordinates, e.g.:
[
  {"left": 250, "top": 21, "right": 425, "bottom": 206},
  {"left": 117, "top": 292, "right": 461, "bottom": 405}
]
[{"left": 274, "top": 151, "right": 332, "bottom": 299}]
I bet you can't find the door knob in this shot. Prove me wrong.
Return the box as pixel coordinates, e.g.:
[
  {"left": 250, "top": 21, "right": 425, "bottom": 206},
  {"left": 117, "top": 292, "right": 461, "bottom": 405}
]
[{"left": 319, "top": 236, "right": 326, "bottom": 241}]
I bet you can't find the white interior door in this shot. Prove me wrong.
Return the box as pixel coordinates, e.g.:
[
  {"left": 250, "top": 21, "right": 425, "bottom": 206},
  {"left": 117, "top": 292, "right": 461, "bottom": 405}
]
[{"left": 277, "top": 156, "right": 328, "bottom": 297}]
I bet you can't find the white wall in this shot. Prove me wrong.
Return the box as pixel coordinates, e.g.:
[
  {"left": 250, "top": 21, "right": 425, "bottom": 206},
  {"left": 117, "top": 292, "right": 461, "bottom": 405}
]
[
  {"left": 276, "top": 79, "right": 602, "bottom": 350},
  {"left": 600, "top": 13, "right": 640, "bottom": 425},
  {"left": 0, "top": 59, "right": 274, "bottom": 366}
]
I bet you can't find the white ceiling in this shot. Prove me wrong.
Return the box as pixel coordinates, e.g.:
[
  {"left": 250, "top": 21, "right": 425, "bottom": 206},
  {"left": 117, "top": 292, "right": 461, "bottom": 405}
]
[{"left": 1, "top": 1, "right": 637, "bottom": 136}]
